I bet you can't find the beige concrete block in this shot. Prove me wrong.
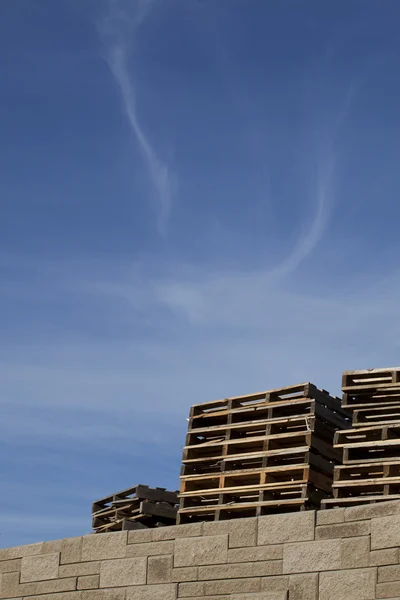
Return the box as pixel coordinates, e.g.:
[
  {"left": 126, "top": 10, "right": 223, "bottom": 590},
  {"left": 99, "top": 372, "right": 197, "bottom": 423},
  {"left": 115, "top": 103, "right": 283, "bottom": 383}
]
[
  {"left": 229, "top": 518, "right": 257, "bottom": 548},
  {"left": 147, "top": 555, "right": 173, "bottom": 584},
  {"left": 204, "top": 577, "right": 261, "bottom": 595},
  {"left": 260, "top": 575, "right": 290, "bottom": 592},
  {"left": 100, "top": 557, "right": 146, "bottom": 588},
  {"left": 0, "top": 570, "right": 22, "bottom": 596},
  {"left": 77, "top": 575, "right": 100, "bottom": 590},
  {"left": 289, "top": 573, "right": 318, "bottom": 600},
  {"left": 0, "top": 558, "right": 21, "bottom": 573},
  {"left": 319, "top": 568, "right": 376, "bottom": 600},
  {"left": 372, "top": 514, "right": 400, "bottom": 550},
  {"left": 179, "top": 597, "right": 229, "bottom": 600},
  {"left": 376, "top": 581, "right": 400, "bottom": 598},
  {"left": 178, "top": 581, "right": 204, "bottom": 597},
  {"left": 231, "top": 594, "right": 287, "bottom": 600},
  {"left": 371, "top": 548, "right": 399, "bottom": 566},
  {"left": 126, "top": 583, "right": 177, "bottom": 600},
  {"left": 228, "top": 545, "right": 283, "bottom": 563},
  {"left": 199, "top": 560, "right": 282, "bottom": 581},
  {"left": 203, "top": 521, "right": 230, "bottom": 536},
  {"left": 379, "top": 564, "right": 400, "bottom": 582},
  {"left": 0, "top": 543, "right": 43, "bottom": 561},
  {"left": 29, "top": 576, "right": 78, "bottom": 595},
  {"left": 283, "top": 539, "right": 341, "bottom": 573},
  {"left": 126, "top": 541, "right": 173, "bottom": 557},
  {"left": 341, "top": 536, "right": 370, "bottom": 568},
  {"left": 171, "top": 566, "right": 198, "bottom": 582},
  {"left": 13, "top": 575, "right": 78, "bottom": 597},
  {"left": 151, "top": 523, "right": 203, "bottom": 541},
  {"left": 59, "top": 561, "right": 101, "bottom": 577},
  {"left": 174, "top": 535, "right": 228, "bottom": 567},
  {"left": 258, "top": 511, "right": 315, "bottom": 545},
  {"left": 42, "top": 540, "right": 63, "bottom": 553},
  {"left": 82, "top": 589, "right": 126, "bottom": 600},
  {"left": 61, "top": 537, "right": 82, "bottom": 564},
  {"left": 20, "top": 552, "right": 60, "bottom": 583},
  {"left": 316, "top": 520, "right": 370, "bottom": 540},
  {"left": 316, "top": 509, "right": 345, "bottom": 526},
  {"left": 82, "top": 532, "right": 127, "bottom": 561},
  {"left": 127, "top": 529, "right": 154, "bottom": 544},
  {"left": 345, "top": 500, "right": 400, "bottom": 522},
  {"left": 24, "top": 594, "right": 82, "bottom": 600}
]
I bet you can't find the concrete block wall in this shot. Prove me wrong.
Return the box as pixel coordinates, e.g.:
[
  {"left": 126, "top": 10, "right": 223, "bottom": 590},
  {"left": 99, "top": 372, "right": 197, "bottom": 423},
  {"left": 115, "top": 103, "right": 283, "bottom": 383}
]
[{"left": 2, "top": 502, "right": 400, "bottom": 600}]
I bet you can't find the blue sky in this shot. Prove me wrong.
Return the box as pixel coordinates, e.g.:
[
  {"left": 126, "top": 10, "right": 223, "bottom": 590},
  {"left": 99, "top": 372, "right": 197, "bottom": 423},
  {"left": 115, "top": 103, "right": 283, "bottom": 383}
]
[{"left": 1, "top": 0, "right": 400, "bottom": 548}]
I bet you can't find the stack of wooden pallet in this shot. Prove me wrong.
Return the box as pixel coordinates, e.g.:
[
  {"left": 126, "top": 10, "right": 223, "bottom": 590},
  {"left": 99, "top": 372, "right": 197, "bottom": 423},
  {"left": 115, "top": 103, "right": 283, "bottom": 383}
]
[
  {"left": 322, "top": 367, "right": 400, "bottom": 509},
  {"left": 177, "top": 383, "right": 350, "bottom": 524},
  {"left": 92, "top": 484, "right": 178, "bottom": 533}
]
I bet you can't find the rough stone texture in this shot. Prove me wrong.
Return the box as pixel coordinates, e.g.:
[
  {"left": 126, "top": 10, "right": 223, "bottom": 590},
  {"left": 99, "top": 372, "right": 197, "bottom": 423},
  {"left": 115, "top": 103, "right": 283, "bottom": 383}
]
[
  {"left": 260, "top": 576, "right": 290, "bottom": 592},
  {"left": 315, "top": 520, "right": 370, "bottom": 540},
  {"left": 60, "top": 537, "right": 82, "bottom": 565},
  {"left": 228, "top": 545, "right": 283, "bottom": 563},
  {"left": 82, "top": 532, "right": 127, "bottom": 561},
  {"left": 20, "top": 553, "right": 60, "bottom": 583},
  {"left": 151, "top": 523, "right": 203, "bottom": 542},
  {"left": 258, "top": 511, "right": 315, "bottom": 545},
  {"left": 316, "top": 509, "right": 345, "bottom": 526},
  {"left": 371, "top": 548, "right": 399, "bottom": 566},
  {"left": 229, "top": 518, "right": 257, "bottom": 548},
  {"left": 126, "top": 541, "right": 174, "bottom": 557},
  {"left": 319, "top": 568, "right": 376, "bottom": 600},
  {"left": 0, "top": 543, "right": 43, "bottom": 561},
  {"left": 371, "top": 515, "right": 400, "bottom": 550},
  {"left": 41, "top": 541, "right": 63, "bottom": 554},
  {"left": 178, "top": 581, "right": 204, "bottom": 597},
  {"left": 174, "top": 535, "right": 228, "bottom": 567},
  {"left": 341, "top": 536, "right": 370, "bottom": 568},
  {"left": 199, "top": 561, "right": 282, "bottom": 581},
  {"left": 99, "top": 557, "right": 147, "bottom": 587},
  {"left": 345, "top": 500, "right": 400, "bottom": 522},
  {"left": 0, "top": 558, "right": 21, "bottom": 573},
  {"left": 283, "top": 540, "right": 341, "bottom": 573},
  {"left": 171, "top": 567, "right": 198, "bottom": 582},
  {"left": 4, "top": 503, "right": 400, "bottom": 599},
  {"left": 82, "top": 590, "right": 125, "bottom": 600},
  {"left": 289, "top": 573, "right": 318, "bottom": 600},
  {"left": 231, "top": 594, "right": 287, "bottom": 600},
  {"left": 204, "top": 577, "right": 261, "bottom": 595},
  {"left": 147, "top": 555, "right": 173, "bottom": 584},
  {"left": 25, "top": 594, "right": 80, "bottom": 600},
  {"left": 77, "top": 575, "right": 99, "bottom": 590},
  {"left": 126, "top": 584, "right": 177, "bottom": 600},
  {"left": 376, "top": 580, "right": 400, "bottom": 598},
  {"left": 59, "top": 561, "right": 101, "bottom": 578},
  {"left": 378, "top": 564, "right": 400, "bottom": 582}
]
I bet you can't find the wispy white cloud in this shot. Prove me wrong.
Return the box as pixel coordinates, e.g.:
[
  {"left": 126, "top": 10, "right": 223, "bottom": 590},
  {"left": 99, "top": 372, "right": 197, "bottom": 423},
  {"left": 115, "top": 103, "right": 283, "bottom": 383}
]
[
  {"left": 98, "top": 0, "right": 174, "bottom": 235},
  {"left": 274, "top": 85, "right": 356, "bottom": 277}
]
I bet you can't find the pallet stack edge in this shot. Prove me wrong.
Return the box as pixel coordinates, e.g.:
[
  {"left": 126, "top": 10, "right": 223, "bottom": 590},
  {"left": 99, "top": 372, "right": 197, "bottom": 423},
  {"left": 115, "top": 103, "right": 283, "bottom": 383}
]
[
  {"left": 322, "top": 366, "right": 400, "bottom": 509},
  {"left": 177, "top": 382, "right": 351, "bottom": 523}
]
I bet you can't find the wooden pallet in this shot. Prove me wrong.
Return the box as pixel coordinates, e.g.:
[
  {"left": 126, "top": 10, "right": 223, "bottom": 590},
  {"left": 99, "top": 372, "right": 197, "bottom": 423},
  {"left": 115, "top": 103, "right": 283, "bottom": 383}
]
[
  {"left": 183, "top": 430, "right": 341, "bottom": 464},
  {"left": 352, "top": 405, "right": 400, "bottom": 427},
  {"left": 177, "top": 483, "right": 327, "bottom": 523},
  {"left": 189, "top": 383, "right": 348, "bottom": 428},
  {"left": 178, "top": 382, "right": 348, "bottom": 523},
  {"left": 331, "top": 461, "right": 400, "bottom": 499},
  {"left": 92, "top": 485, "right": 178, "bottom": 533},
  {"left": 181, "top": 463, "right": 333, "bottom": 495},
  {"left": 334, "top": 424, "right": 400, "bottom": 464},
  {"left": 342, "top": 367, "right": 400, "bottom": 391},
  {"left": 342, "top": 387, "right": 400, "bottom": 410}
]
